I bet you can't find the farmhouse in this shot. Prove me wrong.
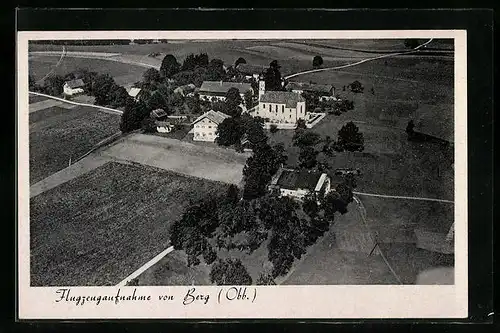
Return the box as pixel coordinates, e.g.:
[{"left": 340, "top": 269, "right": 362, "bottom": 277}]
[
  {"left": 235, "top": 63, "right": 267, "bottom": 80},
  {"left": 256, "top": 91, "right": 307, "bottom": 124},
  {"left": 199, "top": 81, "right": 253, "bottom": 102},
  {"left": 127, "top": 87, "right": 144, "bottom": 101},
  {"left": 174, "top": 84, "right": 196, "bottom": 97},
  {"left": 286, "top": 81, "right": 335, "bottom": 100},
  {"left": 192, "top": 110, "right": 230, "bottom": 142},
  {"left": 269, "top": 168, "right": 334, "bottom": 200},
  {"left": 63, "top": 79, "right": 85, "bottom": 96}
]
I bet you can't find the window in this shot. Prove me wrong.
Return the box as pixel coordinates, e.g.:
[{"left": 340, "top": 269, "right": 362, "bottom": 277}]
[
  {"left": 269, "top": 104, "right": 271, "bottom": 111},
  {"left": 289, "top": 114, "right": 292, "bottom": 119},
  {"left": 203, "top": 133, "right": 206, "bottom": 137},
  {"left": 208, "top": 126, "right": 212, "bottom": 129},
  {"left": 282, "top": 105, "right": 284, "bottom": 113},
  {"left": 300, "top": 105, "right": 303, "bottom": 113},
  {"left": 275, "top": 105, "right": 278, "bottom": 112},
  {"left": 263, "top": 104, "right": 265, "bottom": 109}
]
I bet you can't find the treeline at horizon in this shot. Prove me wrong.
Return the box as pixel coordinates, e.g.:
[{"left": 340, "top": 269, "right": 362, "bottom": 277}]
[{"left": 30, "top": 39, "right": 170, "bottom": 45}]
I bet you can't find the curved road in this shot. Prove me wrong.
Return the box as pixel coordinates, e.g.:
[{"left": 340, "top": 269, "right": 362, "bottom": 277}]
[{"left": 284, "top": 38, "right": 434, "bottom": 80}]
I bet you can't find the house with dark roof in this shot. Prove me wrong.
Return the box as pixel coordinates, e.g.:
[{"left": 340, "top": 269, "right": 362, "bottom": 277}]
[
  {"left": 269, "top": 167, "right": 336, "bottom": 200},
  {"left": 63, "top": 79, "right": 85, "bottom": 96},
  {"left": 199, "top": 81, "right": 253, "bottom": 102},
  {"left": 286, "top": 81, "right": 334, "bottom": 97},
  {"left": 256, "top": 91, "right": 307, "bottom": 124},
  {"left": 192, "top": 110, "right": 230, "bottom": 142}
]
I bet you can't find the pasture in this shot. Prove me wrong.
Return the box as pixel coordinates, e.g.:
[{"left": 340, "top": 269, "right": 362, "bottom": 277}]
[
  {"left": 29, "top": 105, "right": 120, "bottom": 184},
  {"left": 29, "top": 55, "right": 148, "bottom": 87},
  {"left": 30, "top": 161, "right": 228, "bottom": 286},
  {"left": 102, "top": 133, "right": 249, "bottom": 185}
]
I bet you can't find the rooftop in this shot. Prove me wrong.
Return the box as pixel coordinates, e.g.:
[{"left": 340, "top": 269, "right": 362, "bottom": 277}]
[
  {"left": 65, "top": 79, "right": 85, "bottom": 89},
  {"left": 286, "top": 81, "right": 334, "bottom": 95},
  {"left": 128, "top": 87, "right": 142, "bottom": 98},
  {"left": 150, "top": 108, "right": 168, "bottom": 119},
  {"left": 192, "top": 110, "right": 230, "bottom": 125},
  {"left": 199, "top": 81, "right": 253, "bottom": 95},
  {"left": 260, "top": 91, "right": 305, "bottom": 108},
  {"left": 276, "top": 169, "right": 324, "bottom": 191}
]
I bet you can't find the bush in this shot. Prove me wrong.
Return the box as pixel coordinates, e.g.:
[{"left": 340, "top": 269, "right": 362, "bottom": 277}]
[
  {"left": 209, "top": 258, "right": 252, "bottom": 285},
  {"left": 269, "top": 124, "right": 278, "bottom": 133}
]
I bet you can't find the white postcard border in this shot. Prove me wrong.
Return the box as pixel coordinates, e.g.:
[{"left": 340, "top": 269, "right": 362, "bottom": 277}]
[{"left": 17, "top": 30, "right": 468, "bottom": 319}]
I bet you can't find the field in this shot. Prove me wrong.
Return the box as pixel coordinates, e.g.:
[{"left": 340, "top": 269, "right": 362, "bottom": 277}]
[
  {"left": 30, "top": 161, "right": 228, "bottom": 286},
  {"left": 101, "top": 133, "right": 249, "bottom": 185},
  {"left": 29, "top": 55, "right": 148, "bottom": 87},
  {"left": 29, "top": 105, "right": 120, "bottom": 184}
]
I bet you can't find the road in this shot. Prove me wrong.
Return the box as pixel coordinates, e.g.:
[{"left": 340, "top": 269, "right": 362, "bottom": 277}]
[
  {"left": 284, "top": 38, "right": 434, "bottom": 80},
  {"left": 353, "top": 191, "right": 454, "bottom": 204}
]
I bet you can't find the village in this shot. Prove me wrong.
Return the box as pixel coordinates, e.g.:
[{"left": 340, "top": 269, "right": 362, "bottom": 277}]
[{"left": 28, "top": 38, "right": 455, "bottom": 287}]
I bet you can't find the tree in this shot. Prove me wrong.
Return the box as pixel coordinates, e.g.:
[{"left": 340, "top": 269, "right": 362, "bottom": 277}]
[
  {"left": 182, "top": 53, "right": 209, "bottom": 71},
  {"left": 293, "top": 131, "right": 322, "bottom": 148},
  {"left": 243, "top": 90, "right": 253, "bottom": 110},
  {"left": 43, "top": 74, "right": 65, "bottom": 96},
  {"left": 205, "top": 58, "right": 226, "bottom": 81},
  {"left": 143, "top": 68, "right": 162, "bottom": 85},
  {"left": 120, "top": 100, "right": 149, "bottom": 133},
  {"left": 313, "top": 55, "right": 324, "bottom": 68},
  {"left": 141, "top": 116, "right": 156, "bottom": 133},
  {"left": 302, "top": 91, "right": 320, "bottom": 111},
  {"left": 269, "top": 124, "right": 278, "bottom": 134},
  {"left": 263, "top": 60, "right": 283, "bottom": 91},
  {"left": 235, "top": 57, "right": 247, "bottom": 67},
  {"left": 225, "top": 184, "right": 240, "bottom": 206},
  {"left": 242, "top": 144, "right": 287, "bottom": 200},
  {"left": 295, "top": 118, "right": 307, "bottom": 131},
  {"left": 109, "top": 85, "right": 132, "bottom": 108},
  {"left": 256, "top": 271, "right": 276, "bottom": 285},
  {"left": 241, "top": 114, "right": 267, "bottom": 147},
  {"left": 216, "top": 117, "right": 245, "bottom": 146},
  {"left": 298, "top": 146, "right": 319, "bottom": 169},
  {"left": 160, "top": 54, "right": 180, "bottom": 78},
  {"left": 92, "top": 74, "right": 116, "bottom": 106},
  {"left": 147, "top": 91, "right": 169, "bottom": 112},
  {"left": 225, "top": 87, "right": 243, "bottom": 107},
  {"left": 203, "top": 246, "right": 217, "bottom": 265},
  {"left": 209, "top": 258, "right": 252, "bottom": 285},
  {"left": 337, "top": 121, "right": 364, "bottom": 152},
  {"left": 349, "top": 80, "right": 364, "bottom": 93}
]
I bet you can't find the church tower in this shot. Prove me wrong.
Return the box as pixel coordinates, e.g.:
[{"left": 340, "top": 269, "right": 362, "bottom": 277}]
[{"left": 258, "top": 78, "right": 265, "bottom": 100}]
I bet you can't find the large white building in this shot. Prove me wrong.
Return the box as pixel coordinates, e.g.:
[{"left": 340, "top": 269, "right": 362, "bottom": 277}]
[
  {"left": 192, "top": 110, "right": 230, "bottom": 142},
  {"left": 256, "top": 90, "right": 307, "bottom": 124},
  {"left": 198, "top": 81, "right": 253, "bottom": 102}
]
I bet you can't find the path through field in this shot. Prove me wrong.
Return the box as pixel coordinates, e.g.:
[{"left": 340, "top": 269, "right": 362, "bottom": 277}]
[
  {"left": 35, "top": 45, "right": 66, "bottom": 84},
  {"left": 285, "top": 38, "right": 434, "bottom": 80}
]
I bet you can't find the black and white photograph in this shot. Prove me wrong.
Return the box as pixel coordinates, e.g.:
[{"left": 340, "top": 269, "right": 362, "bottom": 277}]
[{"left": 17, "top": 29, "right": 468, "bottom": 319}]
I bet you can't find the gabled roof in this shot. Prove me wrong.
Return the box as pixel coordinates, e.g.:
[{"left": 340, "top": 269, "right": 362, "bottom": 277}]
[
  {"left": 276, "top": 169, "right": 324, "bottom": 191},
  {"left": 65, "top": 79, "right": 85, "bottom": 89},
  {"left": 128, "top": 87, "right": 142, "bottom": 98},
  {"left": 260, "top": 91, "right": 305, "bottom": 108},
  {"left": 236, "top": 63, "right": 267, "bottom": 75},
  {"left": 199, "top": 81, "right": 253, "bottom": 95},
  {"left": 156, "top": 121, "right": 172, "bottom": 127},
  {"left": 192, "top": 110, "right": 230, "bottom": 125},
  {"left": 150, "top": 108, "right": 168, "bottom": 119},
  {"left": 286, "top": 81, "right": 333, "bottom": 95}
]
